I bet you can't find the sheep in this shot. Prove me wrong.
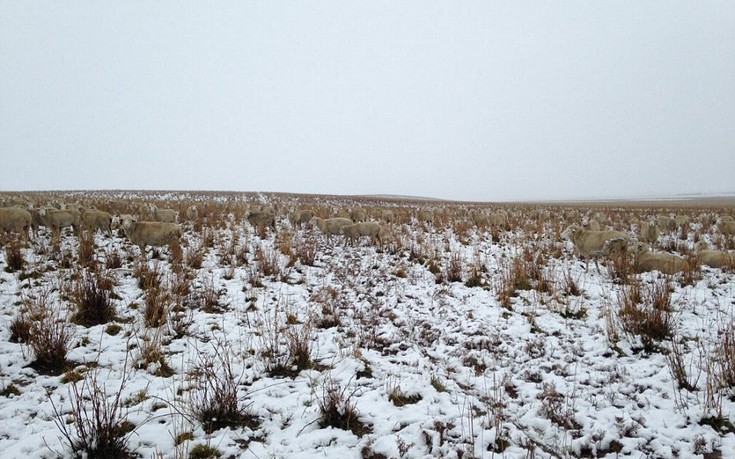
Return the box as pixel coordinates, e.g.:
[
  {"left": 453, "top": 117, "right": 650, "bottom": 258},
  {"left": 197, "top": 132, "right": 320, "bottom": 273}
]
[
  {"left": 310, "top": 217, "right": 353, "bottom": 241},
  {"left": 350, "top": 208, "right": 367, "bottom": 222},
  {"left": 717, "top": 219, "right": 735, "bottom": 236},
  {"left": 489, "top": 211, "right": 507, "bottom": 227},
  {"left": 0, "top": 207, "right": 33, "bottom": 241},
  {"left": 247, "top": 210, "right": 276, "bottom": 233},
  {"left": 80, "top": 209, "right": 113, "bottom": 236},
  {"left": 417, "top": 208, "right": 433, "bottom": 224},
  {"left": 288, "top": 209, "right": 301, "bottom": 226},
  {"left": 561, "top": 225, "right": 629, "bottom": 271},
  {"left": 632, "top": 243, "right": 688, "bottom": 275},
  {"left": 470, "top": 210, "right": 490, "bottom": 228},
  {"left": 149, "top": 204, "right": 178, "bottom": 223},
  {"left": 380, "top": 209, "right": 395, "bottom": 224},
  {"left": 341, "top": 221, "right": 388, "bottom": 245},
  {"left": 39, "top": 207, "right": 80, "bottom": 237},
  {"left": 583, "top": 218, "right": 601, "bottom": 232},
  {"left": 674, "top": 215, "right": 689, "bottom": 228},
  {"left": 639, "top": 220, "right": 660, "bottom": 244},
  {"left": 186, "top": 205, "right": 198, "bottom": 221},
  {"left": 694, "top": 241, "right": 735, "bottom": 269},
  {"left": 27, "top": 207, "right": 44, "bottom": 237},
  {"left": 298, "top": 209, "right": 315, "bottom": 226},
  {"left": 657, "top": 215, "right": 676, "bottom": 232},
  {"left": 120, "top": 214, "right": 181, "bottom": 256}
]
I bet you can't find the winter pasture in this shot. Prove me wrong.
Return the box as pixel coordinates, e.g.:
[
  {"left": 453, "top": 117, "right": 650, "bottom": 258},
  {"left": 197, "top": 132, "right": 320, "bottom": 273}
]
[{"left": 1, "top": 191, "right": 735, "bottom": 459}]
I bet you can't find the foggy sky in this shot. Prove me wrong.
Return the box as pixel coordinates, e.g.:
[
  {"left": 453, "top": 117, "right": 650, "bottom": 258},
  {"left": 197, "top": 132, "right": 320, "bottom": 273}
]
[{"left": 2, "top": 1, "right": 734, "bottom": 202}]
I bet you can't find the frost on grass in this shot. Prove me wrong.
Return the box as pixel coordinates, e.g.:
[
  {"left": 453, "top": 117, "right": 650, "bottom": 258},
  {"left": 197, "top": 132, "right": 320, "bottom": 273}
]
[{"left": 0, "top": 191, "right": 734, "bottom": 458}]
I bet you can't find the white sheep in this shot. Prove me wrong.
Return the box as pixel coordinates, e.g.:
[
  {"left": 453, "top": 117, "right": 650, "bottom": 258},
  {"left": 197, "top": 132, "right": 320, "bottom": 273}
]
[
  {"left": 39, "top": 207, "right": 80, "bottom": 237},
  {"left": 417, "top": 208, "right": 433, "bottom": 224},
  {"left": 582, "top": 218, "right": 601, "bottom": 232},
  {"left": 489, "top": 210, "right": 508, "bottom": 227},
  {"left": 341, "top": 221, "right": 389, "bottom": 245},
  {"left": 186, "top": 205, "right": 198, "bottom": 221},
  {"left": 380, "top": 209, "right": 395, "bottom": 224},
  {"left": 120, "top": 214, "right": 181, "bottom": 256},
  {"left": 470, "top": 210, "right": 490, "bottom": 228},
  {"left": 639, "top": 220, "right": 660, "bottom": 244},
  {"left": 717, "top": 219, "right": 735, "bottom": 236},
  {"left": 632, "top": 243, "right": 688, "bottom": 275},
  {"left": 350, "top": 208, "right": 367, "bottom": 222},
  {"left": 694, "top": 241, "right": 735, "bottom": 269},
  {"left": 81, "top": 209, "right": 113, "bottom": 236},
  {"left": 310, "top": 217, "right": 353, "bottom": 241},
  {"left": 247, "top": 210, "right": 276, "bottom": 232},
  {"left": 298, "top": 209, "right": 315, "bottom": 226},
  {"left": 657, "top": 215, "right": 675, "bottom": 232},
  {"left": 0, "top": 207, "right": 33, "bottom": 241},
  {"left": 149, "top": 204, "right": 178, "bottom": 223},
  {"left": 561, "top": 225, "right": 629, "bottom": 271}
]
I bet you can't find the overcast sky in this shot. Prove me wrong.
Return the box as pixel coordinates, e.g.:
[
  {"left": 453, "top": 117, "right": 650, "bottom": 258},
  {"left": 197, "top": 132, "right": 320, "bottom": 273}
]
[{"left": 1, "top": 2, "right": 734, "bottom": 202}]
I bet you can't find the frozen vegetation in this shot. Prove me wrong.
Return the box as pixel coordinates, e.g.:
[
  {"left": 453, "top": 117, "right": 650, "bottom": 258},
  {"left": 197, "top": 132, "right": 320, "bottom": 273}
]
[{"left": 0, "top": 190, "right": 734, "bottom": 458}]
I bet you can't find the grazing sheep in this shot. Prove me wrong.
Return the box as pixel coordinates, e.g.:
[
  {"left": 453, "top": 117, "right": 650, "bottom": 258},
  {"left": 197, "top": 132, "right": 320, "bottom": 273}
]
[
  {"left": 487, "top": 211, "right": 506, "bottom": 228},
  {"left": 694, "top": 241, "right": 735, "bottom": 269},
  {"left": 0, "top": 207, "right": 33, "bottom": 241},
  {"left": 470, "top": 210, "right": 490, "bottom": 228},
  {"left": 39, "top": 207, "right": 80, "bottom": 237},
  {"left": 717, "top": 219, "right": 735, "bottom": 236},
  {"left": 561, "top": 225, "right": 629, "bottom": 271},
  {"left": 298, "top": 209, "right": 315, "bottom": 226},
  {"left": 632, "top": 243, "right": 688, "bottom": 275},
  {"left": 310, "top": 217, "right": 353, "bottom": 241},
  {"left": 639, "top": 220, "right": 660, "bottom": 244},
  {"left": 120, "top": 215, "right": 180, "bottom": 256},
  {"left": 27, "top": 207, "right": 44, "bottom": 237},
  {"left": 186, "top": 205, "right": 198, "bottom": 221},
  {"left": 80, "top": 209, "right": 113, "bottom": 236},
  {"left": 674, "top": 215, "right": 689, "bottom": 228},
  {"left": 247, "top": 210, "right": 276, "bottom": 232},
  {"left": 583, "top": 218, "right": 601, "bottom": 232},
  {"left": 380, "top": 209, "right": 395, "bottom": 224},
  {"left": 341, "top": 221, "right": 388, "bottom": 245},
  {"left": 350, "top": 208, "right": 367, "bottom": 222},
  {"left": 657, "top": 215, "right": 676, "bottom": 232},
  {"left": 417, "top": 208, "right": 433, "bottom": 224},
  {"left": 149, "top": 204, "right": 178, "bottom": 223}
]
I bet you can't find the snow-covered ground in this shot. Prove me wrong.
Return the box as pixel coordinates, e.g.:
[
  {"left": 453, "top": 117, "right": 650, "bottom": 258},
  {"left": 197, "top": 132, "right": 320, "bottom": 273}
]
[{"left": 1, "top": 192, "right": 734, "bottom": 459}]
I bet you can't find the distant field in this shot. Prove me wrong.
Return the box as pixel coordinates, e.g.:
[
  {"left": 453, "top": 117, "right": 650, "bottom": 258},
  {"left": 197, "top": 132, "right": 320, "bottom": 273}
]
[{"left": 1, "top": 190, "right": 734, "bottom": 458}]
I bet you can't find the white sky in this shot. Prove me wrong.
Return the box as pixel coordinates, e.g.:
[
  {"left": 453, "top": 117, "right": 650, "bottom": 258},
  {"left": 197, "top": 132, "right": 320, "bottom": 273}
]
[{"left": 1, "top": 1, "right": 734, "bottom": 201}]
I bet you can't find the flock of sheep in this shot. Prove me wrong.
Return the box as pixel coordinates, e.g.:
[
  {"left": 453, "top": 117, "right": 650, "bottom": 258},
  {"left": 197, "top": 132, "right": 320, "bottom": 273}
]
[{"left": 1, "top": 193, "right": 734, "bottom": 276}]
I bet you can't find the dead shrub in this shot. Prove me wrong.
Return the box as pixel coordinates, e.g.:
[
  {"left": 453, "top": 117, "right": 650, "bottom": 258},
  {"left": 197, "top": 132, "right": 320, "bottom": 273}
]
[
  {"left": 185, "top": 243, "right": 205, "bottom": 269},
  {"left": 3, "top": 237, "right": 25, "bottom": 272},
  {"left": 617, "top": 279, "right": 676, "bottom": 353},
  {"left": 136, "top": 332, "right": 174, "bottom": 377},
  {"left": 254, "top": 244, "right": 281, "bottom": 277},
  {"left": 70, "top": 271, "right": 117, "bottom": 327},
  {"left": 143, "top": 287, "right": 170, "bottom": 328},
  {"left": 134, "top": 262, "right": 162, "bottom": 291},
  {"left": 713, "top": 322, "right": 735, "bottom": 390},
  {"left": 537, "top": 382, "right": 581, "bottom": 431},
  {"left": 51, "top": 363, "right": 135, "bottom": 459},
  {"left": 189, "top": 341, "right": 259, "bottom": 434},
  {"left": 22, "top": 290, "right": 73, "bottom": 374},
  {"left": 315, "top": 375, "right": 371, "bottom": 437},
  {"left": 295, "top": 236, "right": 318, "bottom": 267},
  {"left": 444, "top": 252, "right": 464, "bottom": 283},
  {"left": 77, "top": 230, "right": 96, "bottom": 268}
]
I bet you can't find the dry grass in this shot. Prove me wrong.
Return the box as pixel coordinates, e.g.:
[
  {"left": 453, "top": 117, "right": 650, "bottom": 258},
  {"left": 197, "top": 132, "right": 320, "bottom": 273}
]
[
  {"left": 616, "top": 279, "right": 677, "bottom": 353},
  {"left": 69, "top": 270, "right": 117, "bottom": 327},
  {"left": 51, "top": 361, "right": 135, "bottom": 459}
]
